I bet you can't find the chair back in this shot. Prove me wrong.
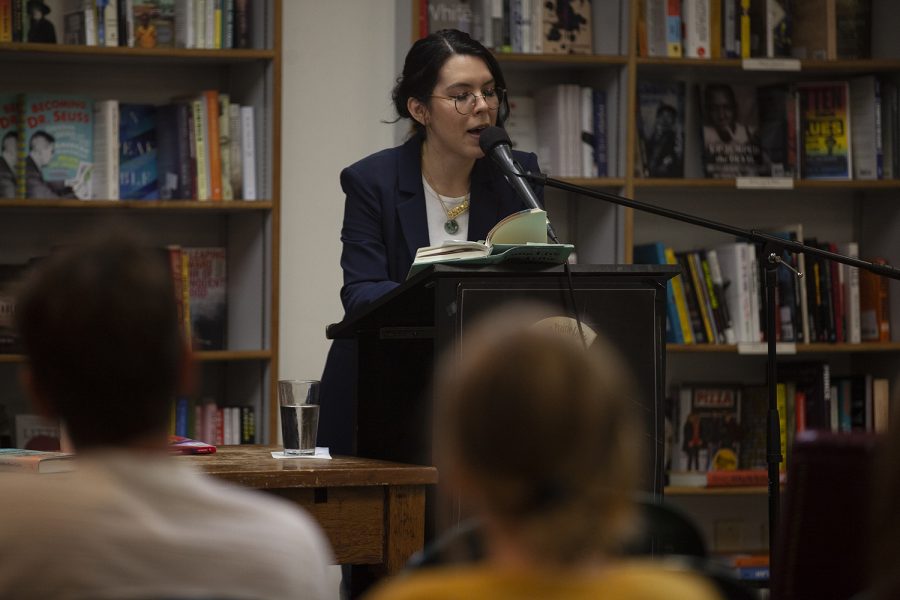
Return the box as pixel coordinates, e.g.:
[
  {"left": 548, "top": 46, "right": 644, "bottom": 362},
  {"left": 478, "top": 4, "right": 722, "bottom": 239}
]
[{"left": 771, "top": 431, "right": 878, "bottom": 600}]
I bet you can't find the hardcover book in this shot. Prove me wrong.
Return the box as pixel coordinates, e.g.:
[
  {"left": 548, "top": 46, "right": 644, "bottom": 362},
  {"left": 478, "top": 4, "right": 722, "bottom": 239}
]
[
  {"left": 541, "top": 0, "right": 592, "bottom": 54},
  {"left": 185, "top": 246, "right": 227, "bottom": 351},
  {"left": 0, "top": 448, "right": 75, "bottom": 473},
  {"left": 636, "top": 80, "right": 685, "bottom": 177},
  {"left": 797, "top": 82, "right": 852, "bottom": 180},
  {"left": 699, "top": 83, "right": 766, "bottom": 178},
  {"left": 132, "top": 0, "right": 175, "bottom": 48},
  {"left": 119, "top": 103, "right": 159, "bottom": 200},
  {"left": 19, "top": 93, "right": 93, "bottom": 199},
  {"left": 674, "top": 383, "right": 742, "bottom": 473},
  {"left": 15, "top": 414, "right": 61, "bottom": 451}
]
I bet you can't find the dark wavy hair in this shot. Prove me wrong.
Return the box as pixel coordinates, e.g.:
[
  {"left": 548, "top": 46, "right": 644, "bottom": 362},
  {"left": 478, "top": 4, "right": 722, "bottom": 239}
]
[{"left": 391, "top": 29, "right": 509, "bottom": 136}]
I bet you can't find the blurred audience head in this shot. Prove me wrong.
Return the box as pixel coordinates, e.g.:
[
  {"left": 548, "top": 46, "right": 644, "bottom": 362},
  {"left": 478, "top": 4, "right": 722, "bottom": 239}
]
[
  {"left": 434, "top": 303, "right": 642, "bottom": 566},
  {"left": 16, "top": 225, "right": 185, "bottom": 450}
]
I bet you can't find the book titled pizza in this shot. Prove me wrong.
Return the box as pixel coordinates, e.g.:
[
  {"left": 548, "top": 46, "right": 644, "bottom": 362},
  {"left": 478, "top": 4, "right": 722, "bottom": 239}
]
[{"left": 797, "top": 81, "right": 852, "bottom": 180}]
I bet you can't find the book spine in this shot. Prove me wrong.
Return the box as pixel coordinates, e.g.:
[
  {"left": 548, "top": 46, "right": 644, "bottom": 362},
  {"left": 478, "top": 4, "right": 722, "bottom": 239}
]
[
  {"left": 213, "top": 0, "right": 222, "bottom": 48},
  {"left": 592, "top": 89, "right": 608, "bottom": 176},
  {"left": 706, "top": 469, "right": 768, "bottom": 487},
  {"left": 683, "top": 0, "right": 711, "bottom": 58},
  {"left": 666, "top": 247, "right": 695, "bottom": 344},
  {"left": 15, "top": 94, "right": 24, "bottom": 199},
  {"left": 218, "top": 94, "right": 233, "bottom": 200},
  {"left": 688, "top": 251, "right": 718, "bottom": 343},
  {"left": 104, "top": 0, "right": 118, "bottom": 46},
  {"left": 676, "top": 252, "right": 708, "bottom": 343},
  {"left": 175, "top": 0, "right": 194, "bottom": 47},
  {"left": 203, "top": 90, "right": 223, "bottom": 201},
  {"left": 740, "top": 0, "right": 751, "bottom": 58},
  {"left": 706, "top": 249, "right": 736, "bottom": 344},
  {"left": 192, "top": 98, "right": 209, "bottom": 201},
  {"left": 709, "top": 0, "right": 721, "bottom": 58},
  {"left": 644, "top": 0, "right": 666, "bottom": 56},
  {"left": 205, "top": 0, "right": 215, "bottom": 49},
  {"left": 92, "top": 99, "right": 119, "bottom": 200},
  {"left": 228, "top": 103, "right": 242, "bottom": 199},
  {"left": 223, "top": 0, "right": 233, "bottom": 48},
  {"left": 0, "top": 0, "right": 11, "bottom": 42},
  {"left": 240, "top": 105, "right": 256, "bottom": 200},
  {"left": 666, "top": 0, "right": 683, "bottom": 56}
]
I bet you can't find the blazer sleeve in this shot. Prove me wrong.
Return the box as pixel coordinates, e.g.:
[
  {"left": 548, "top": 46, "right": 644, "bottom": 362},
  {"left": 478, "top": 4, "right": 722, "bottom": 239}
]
[{"left": 338, "top": 164, "right": 400, "bottom": 317}]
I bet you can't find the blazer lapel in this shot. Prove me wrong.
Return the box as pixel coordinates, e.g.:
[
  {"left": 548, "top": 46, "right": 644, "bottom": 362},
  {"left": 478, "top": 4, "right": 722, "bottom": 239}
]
[
  {"left": 396, "top": 135, "right": 430, "bottom": 259},
  {"left": 468, "top": 157, "right": 501, "bottom": 242}
]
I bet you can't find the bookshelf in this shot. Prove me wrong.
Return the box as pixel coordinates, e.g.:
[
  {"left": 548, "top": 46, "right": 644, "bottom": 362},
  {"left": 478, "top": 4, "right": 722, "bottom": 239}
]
[
  {"left": 410, "top": 0, "right": 900, "bottom": 555},
  {"left": 0, "top": 1, "right": 282, "bottom": 445}
]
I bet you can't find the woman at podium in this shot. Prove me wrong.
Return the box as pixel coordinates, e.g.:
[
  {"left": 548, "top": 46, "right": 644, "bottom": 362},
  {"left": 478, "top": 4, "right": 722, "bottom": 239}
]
[{"left": 320, "top": 29, "right": 543, "bottom": 455}]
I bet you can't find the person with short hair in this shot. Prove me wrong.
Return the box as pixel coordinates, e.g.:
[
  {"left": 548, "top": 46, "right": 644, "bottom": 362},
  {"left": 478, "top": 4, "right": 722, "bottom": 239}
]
[
  {"left": 25, "top": 130, "right": 78, "bottom": 199},
  {"left": 319, "top": 29, "right": 543, "bottom": 455},
  {"left": 364, "top": 305, "right": 722, "bottom": 600},
  {"left": 0, "top": 229, "right": 335, "bottom": 600},
  {"left": 0, "top": 131, "right": 16, "bottom": 199}
]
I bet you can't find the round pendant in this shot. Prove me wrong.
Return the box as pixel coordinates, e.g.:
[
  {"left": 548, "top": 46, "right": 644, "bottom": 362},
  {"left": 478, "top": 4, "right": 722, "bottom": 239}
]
[{"left": 444, "top": 219, "right": 459, "bottom": 235}]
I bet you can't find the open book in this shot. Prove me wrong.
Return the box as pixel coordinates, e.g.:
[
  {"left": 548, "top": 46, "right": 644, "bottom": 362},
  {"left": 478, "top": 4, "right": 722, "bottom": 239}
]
[{"left": 407, "top": 209, "right": 574, "bottom": 278}]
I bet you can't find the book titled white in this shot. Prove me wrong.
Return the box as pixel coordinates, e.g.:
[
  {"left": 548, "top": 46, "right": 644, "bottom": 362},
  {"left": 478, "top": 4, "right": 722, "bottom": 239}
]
[
  {"left": 837, "top": 241, "right": 861, "bottom": 343},
  {"left": 92, "top": 99, "right": 119, "bottom": 200},
  {"left": 175, "top": 0, "right": 195, "bottom": 48},
  {"left": 0, "top": 449, "right": 74, "bottom": 474},
  {"left": 240, "top": 105, "right": 256, "bottom": 200},
  {"left": 683, "top": 0, "right": 711, "bottom": 58},
  {"left": 849, "top": 76, "right": 882, "bottom": 180}
]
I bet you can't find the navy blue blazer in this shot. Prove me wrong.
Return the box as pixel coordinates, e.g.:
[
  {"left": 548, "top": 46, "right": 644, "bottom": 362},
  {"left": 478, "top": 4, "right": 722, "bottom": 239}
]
[
  {"left": 320, "top": 133, "right": 543, "bottom": 455},
  {"left": 338, "top": 132, "right": 542, "bottom": 317}
]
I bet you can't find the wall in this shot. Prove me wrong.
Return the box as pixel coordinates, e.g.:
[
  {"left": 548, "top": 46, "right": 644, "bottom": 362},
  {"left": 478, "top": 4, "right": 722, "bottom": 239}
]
[{"left": 279, "top": 2, "right": 402, "bottom": 380}]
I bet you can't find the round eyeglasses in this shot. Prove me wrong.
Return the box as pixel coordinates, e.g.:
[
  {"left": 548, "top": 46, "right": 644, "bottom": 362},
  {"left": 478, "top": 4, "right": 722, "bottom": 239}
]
[{"left": 430, "top": 88, "right": 506, "bottom": 115}]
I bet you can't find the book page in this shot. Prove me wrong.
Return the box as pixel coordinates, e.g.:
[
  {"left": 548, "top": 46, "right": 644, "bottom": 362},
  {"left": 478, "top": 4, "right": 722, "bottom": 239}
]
[{"left": 485, "top": 208, "right": 548, "bottom": 245}]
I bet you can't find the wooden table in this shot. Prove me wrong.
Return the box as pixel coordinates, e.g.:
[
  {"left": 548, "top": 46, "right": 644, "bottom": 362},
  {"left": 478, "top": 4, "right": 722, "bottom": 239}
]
[{"left": 180, "top": 445, "right": 438, "bottom": 574}]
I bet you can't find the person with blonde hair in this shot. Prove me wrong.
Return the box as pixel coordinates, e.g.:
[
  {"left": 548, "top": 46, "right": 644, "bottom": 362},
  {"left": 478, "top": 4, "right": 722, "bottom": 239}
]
[{"left": 364, "top": 305, "right": 721, "bottom": 599}]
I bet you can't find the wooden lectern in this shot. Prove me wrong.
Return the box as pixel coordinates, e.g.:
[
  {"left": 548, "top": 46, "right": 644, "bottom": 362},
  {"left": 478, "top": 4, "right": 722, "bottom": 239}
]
[{"left": 326, "top": 263, "right": 677, "bottom": 499}]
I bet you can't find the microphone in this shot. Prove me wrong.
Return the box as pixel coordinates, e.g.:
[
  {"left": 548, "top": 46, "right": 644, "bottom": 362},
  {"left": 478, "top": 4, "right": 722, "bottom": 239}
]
[{"left": 479, "top": 126, "right": 558, "bottom": 242}]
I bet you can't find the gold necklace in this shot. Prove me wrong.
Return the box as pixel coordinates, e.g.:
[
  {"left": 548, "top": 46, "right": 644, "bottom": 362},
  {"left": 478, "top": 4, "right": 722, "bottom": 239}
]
[{"left": 422, "top": 159, "right": 470, "bottom": 235}]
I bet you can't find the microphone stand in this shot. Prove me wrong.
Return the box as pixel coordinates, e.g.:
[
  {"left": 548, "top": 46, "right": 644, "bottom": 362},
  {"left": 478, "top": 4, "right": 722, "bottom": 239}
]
[{"left": 521, "top": 169, "right": 900, "bottom": 556}]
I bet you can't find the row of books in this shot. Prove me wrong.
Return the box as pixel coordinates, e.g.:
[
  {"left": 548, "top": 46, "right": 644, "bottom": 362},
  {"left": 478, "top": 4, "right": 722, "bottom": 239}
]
[
  {"left": 172, "top": 398, "right": 256, "bottom": 446},
  {"left": 667, "top": 370, "right": 891, "bottom": 486},
  {"left": 0, "top": 244, "right": 227, "bottom": 354},
  {"left": 506, "top": 86, "right": 608, "bottom": 178},
  {"left": 635, "top": 235, "right": 891, "bottom": 346},
  {"left": 638, "top": 0, "right": 872, "bottom": 60},
  {"left": 164, "top": 245, "right": 226, "bottom": 352},
  {"left": 636, "top": 77, "right": 889, "bottom": 181},
  {"left": 0, "top": 91, "right": 257, "bottom": 201},
  {"left": 0, "top": 0, "right": 254, "bottom": 49},
  {"left": 418, "top": 0, "right": 593, "bottom": 55}
]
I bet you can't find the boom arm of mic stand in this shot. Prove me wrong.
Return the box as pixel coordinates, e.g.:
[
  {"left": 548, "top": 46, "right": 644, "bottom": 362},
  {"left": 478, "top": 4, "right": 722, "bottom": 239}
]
[{"left": 517, "top": 168, "right": 900, "bottom": 555}]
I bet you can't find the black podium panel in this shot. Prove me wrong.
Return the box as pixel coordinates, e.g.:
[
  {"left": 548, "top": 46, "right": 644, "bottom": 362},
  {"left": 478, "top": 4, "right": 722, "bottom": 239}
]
[{"left": 327, "top": 264, "right": 677, "bottom": 498}]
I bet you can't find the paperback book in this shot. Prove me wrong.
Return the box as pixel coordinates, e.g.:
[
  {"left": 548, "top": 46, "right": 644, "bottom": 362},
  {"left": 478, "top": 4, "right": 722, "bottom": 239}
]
[
  {"left": 636, "top": 80, "right": 685, "bottom": 177},
  {"left": 797, "top": 81, "right": 852, "bottom": 179},
  {"left": 119, "top": 103, "right": 159, "bottom": 199},
  {"left": 19, "top": 93, "right": 94, "bottom": 199},
  {"left": 185, "top": 246, "right": 227, "bottom": 351},
  {"left": 699, "top": 83, "right": 766, "bottom": 177}
]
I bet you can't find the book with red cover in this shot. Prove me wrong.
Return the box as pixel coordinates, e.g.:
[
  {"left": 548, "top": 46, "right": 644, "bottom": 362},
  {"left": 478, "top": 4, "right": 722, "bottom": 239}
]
[{"left": 169, "top": 435, "right": 216, "bottom": 455}]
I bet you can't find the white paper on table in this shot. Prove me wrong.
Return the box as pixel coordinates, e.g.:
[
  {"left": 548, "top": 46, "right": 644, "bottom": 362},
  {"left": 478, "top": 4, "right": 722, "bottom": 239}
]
[{"left": 271, "top": 447, "right": 332, "bottom": 460}]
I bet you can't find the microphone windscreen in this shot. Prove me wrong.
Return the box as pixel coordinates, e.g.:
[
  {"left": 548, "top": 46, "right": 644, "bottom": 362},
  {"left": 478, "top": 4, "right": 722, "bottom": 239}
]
[{"left": 478, "top": 126, "right": 511, "bottom": 153}]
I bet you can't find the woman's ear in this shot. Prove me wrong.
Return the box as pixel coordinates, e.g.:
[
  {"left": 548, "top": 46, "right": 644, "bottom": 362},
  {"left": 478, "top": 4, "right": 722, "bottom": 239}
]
[{"left": 407, "top": 97, "right": 429, "bottom": 128}]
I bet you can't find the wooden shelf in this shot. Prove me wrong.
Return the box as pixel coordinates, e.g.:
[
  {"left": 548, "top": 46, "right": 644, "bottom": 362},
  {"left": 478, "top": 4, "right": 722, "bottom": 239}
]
[
  {"left": 634, "top": 178, "right": 900, "bottom": 190},
  {"left": 0, "top": 42, "right": 275, "bottom": 64},
  {"left": 494, "top": 52, "right": 627, "bottom": 66},
  {"left": 667, "top": 342, "right": 900, "bottom": 353},
  {"left": 558, "top": 177, "right": 627, "bottom": 188},
  {"left": 665, "top": 486, "right": 768, "bottom": 496},
  {"left": 0, "top": 200, "right": 272, "bottom": 211},
  {"left": 636, "top": 56, "right": 900, "bottom": 72},
  {"left": 0, "top": 350, "right": 272, "bottom": 364}
]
